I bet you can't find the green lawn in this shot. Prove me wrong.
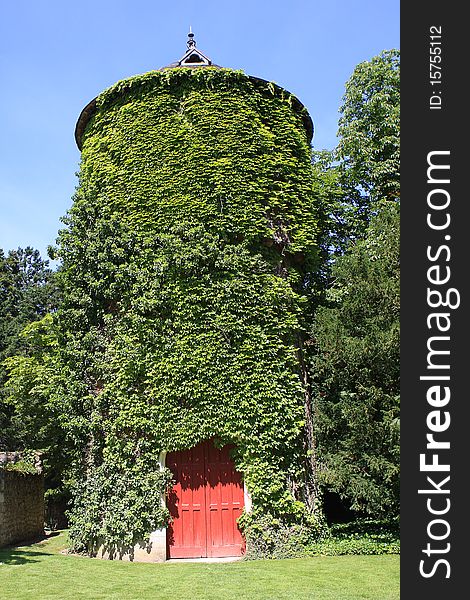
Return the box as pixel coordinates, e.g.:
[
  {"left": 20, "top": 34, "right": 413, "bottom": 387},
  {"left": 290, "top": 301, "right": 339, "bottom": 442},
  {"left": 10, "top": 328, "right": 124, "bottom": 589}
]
[{"left": 0, "top": 532, "right": 399, "bottom": 600}]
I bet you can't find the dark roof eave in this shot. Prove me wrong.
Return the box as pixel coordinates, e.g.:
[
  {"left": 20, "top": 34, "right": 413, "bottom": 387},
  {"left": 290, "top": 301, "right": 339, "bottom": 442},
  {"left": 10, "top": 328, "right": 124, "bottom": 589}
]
[{"left": 75, "top": 97, "right": 97, "bottom": 150}]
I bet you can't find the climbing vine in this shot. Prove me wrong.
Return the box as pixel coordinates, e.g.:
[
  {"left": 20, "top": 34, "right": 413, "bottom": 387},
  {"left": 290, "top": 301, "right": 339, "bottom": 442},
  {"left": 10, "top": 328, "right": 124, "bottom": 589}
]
[{"left": 19, "top": 68, "right": 324, "bottom": 553}]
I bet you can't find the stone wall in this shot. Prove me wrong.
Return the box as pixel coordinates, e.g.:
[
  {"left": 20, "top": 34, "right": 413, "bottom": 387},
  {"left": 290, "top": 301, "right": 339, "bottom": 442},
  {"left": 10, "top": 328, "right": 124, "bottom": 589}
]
[{"left": 0, "top": 453, "right": 44, "bottom": 547}]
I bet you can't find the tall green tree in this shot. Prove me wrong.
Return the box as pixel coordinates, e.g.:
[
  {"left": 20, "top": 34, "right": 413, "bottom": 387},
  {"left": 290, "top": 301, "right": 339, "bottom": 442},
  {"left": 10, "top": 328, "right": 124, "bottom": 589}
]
[
  {"left": 309, "top": 50, "right": 400, "bottom": 518},
  {"left": 311, "top": 201, "right": 399, "bottom": 517},
  {"left": 0, "top": 247, "right": 58, "bottom": 449}
]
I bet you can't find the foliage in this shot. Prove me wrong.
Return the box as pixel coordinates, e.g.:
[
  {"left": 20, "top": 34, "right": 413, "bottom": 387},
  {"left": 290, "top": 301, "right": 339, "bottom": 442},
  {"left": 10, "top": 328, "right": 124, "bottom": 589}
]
[
  {"left": 307, "top": 519, "right": 400, "bottom": 556},
  {"left": 3, "top": 315, "right": 71, "bottom": 513},
  {"left": 337, "top": 49, "right": 400, "bottom": 205},
  {"left": 0, "top": 449, "right": 40, "bottom": 475},
  {"left": 0, "top": 531, "right": 400, "bottom": 600},
  {"left": 307, "top": 51, "right": 400, "bottom": 520},
  {"left": 1, "top": 460, "right": 37, "bottom": 475},
  {"left": 7, "top": 67, "right": 323, "bottom": 552},
  {"left": 68, "top": 462, "right": 173, "bottom": 553},
  {"left": 313, "top": 50, "right": 400, "bottom": 257},
  {"left": 241, "top": 510, "right": 327, "bottom": 560},
  {"left": 0, "top": 247, "right": 58, "bottom": 449},
  {"left": 310, "top": 201, "right": 400, "bottom": 517},
  {"left": 241, "top": 511, "right": 398, "bottom": 559}
]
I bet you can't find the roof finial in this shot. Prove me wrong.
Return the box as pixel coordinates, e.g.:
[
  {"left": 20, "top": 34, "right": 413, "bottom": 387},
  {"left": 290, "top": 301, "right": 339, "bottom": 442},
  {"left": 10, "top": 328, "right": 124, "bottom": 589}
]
[{"left": 187, "top": 26, "right": 196, "bottom": 49}]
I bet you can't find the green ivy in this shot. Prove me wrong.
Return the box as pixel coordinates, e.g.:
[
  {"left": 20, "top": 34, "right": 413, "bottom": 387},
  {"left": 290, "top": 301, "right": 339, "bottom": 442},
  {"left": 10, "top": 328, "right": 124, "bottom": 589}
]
[
  {"left": 24, "top": 68, "right": 323, "bottom": 553},
  {"left": 68, "top": 460, "right": 173, "bottom": 553}
]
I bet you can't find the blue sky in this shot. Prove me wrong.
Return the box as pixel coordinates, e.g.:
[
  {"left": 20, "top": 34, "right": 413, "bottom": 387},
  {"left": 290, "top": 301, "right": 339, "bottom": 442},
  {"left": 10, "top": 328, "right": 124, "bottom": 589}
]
[{"left": 0, "top": 0, "right": 399, "bottom": 259}]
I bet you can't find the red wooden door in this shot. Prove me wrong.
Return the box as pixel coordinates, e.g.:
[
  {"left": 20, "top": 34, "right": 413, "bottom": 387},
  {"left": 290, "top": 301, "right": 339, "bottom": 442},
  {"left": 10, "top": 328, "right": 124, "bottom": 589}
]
[{"left": 166, "top": 440, "right": 244, "bottom": 558}]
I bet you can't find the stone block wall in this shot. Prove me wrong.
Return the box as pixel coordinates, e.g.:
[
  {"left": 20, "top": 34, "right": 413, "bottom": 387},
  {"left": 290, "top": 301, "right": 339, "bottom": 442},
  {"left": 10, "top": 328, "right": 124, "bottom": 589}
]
[{"left": 0, "top": 454, "right": 45, "bottom": 547}]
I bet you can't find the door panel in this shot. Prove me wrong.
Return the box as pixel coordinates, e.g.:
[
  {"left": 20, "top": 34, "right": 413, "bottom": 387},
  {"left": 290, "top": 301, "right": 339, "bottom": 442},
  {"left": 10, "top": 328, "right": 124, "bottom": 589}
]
[
  {"left": 205, "top": 444, "right": 244, "bottom": 557},
  {"left": 166, "top": 443, "right": 207, "bottom": 558},
  {"left": 166, "top": 440, "right": 244, "bottom": 558}
]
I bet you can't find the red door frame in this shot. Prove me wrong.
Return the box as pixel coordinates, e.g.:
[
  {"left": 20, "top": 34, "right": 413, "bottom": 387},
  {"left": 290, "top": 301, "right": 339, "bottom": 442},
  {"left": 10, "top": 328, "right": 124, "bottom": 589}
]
[{"left": 166, "top": 440, "right": 245, "bottom": 559}]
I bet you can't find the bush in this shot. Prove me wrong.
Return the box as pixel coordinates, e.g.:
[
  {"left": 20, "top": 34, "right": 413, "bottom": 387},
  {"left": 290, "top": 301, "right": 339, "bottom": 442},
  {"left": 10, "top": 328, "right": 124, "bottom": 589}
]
[
  {"left": 241, "top": 515, "right": 399, "bottom": 559},
  {"left": 307, "top": 518, "right": 400, "bottom": 556},
  {"left": 241, "top": 511, "right": 327, "bottom": 560}
]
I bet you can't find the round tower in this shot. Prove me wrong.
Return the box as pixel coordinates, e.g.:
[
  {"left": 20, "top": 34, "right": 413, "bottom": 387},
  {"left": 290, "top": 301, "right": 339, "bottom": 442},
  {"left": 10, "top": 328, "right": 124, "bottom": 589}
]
[{"left": 61, "top": 32, "right": 321, "bottom": 560}]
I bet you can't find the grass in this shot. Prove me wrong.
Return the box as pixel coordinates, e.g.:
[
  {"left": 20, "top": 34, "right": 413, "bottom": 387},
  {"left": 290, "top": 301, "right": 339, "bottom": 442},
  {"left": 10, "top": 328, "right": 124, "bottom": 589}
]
[{"left": 0, "top": 531, "right": 399, "bottom": 600}]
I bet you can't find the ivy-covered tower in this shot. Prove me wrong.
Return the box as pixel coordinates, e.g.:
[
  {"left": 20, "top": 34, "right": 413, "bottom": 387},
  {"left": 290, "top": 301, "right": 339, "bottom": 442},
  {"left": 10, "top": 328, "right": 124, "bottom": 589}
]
[{"left": 62, "top": 32, "right": 321, "bottom": 560}]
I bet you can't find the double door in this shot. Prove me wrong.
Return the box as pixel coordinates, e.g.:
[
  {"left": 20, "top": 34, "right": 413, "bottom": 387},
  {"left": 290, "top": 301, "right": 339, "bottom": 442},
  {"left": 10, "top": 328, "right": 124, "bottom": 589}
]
[{"left": 166, "top": 440, "right": 245, "bottom": 558}]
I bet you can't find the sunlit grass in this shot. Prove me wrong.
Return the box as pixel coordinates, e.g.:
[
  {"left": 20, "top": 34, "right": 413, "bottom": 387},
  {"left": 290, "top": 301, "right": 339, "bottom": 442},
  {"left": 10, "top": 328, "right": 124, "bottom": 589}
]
[{"left": 0, "top": 531, "right": 399, "bottom": 600}]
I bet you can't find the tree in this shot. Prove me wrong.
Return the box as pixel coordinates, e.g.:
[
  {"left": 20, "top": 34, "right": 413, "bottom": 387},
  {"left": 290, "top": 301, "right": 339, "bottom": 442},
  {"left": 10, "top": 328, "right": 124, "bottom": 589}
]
[
  {"left": 0, "top": 247, "right": 58, "bottom": 449},
  {"left": 311, "top": 201, "right": 399, "bottom": 517},
  {"left": 308, "top": 50, "right": 400, "bottom": 518},
  {"left": 337, "top": 49, "right": 400, "bottom": 205},
  {"left": 313, "top": 50, "right": 400, "bottom": 258}
]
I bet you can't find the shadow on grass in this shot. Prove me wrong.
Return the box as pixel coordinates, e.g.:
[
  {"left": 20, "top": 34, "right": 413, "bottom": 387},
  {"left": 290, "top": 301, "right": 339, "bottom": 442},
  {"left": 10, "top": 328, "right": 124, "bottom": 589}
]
[
  {"left": 0, "top": 531, "right": 62, "bottom": 565},
  {"left": 0, "top": 548, "right": 50, "bottom": 565}
]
